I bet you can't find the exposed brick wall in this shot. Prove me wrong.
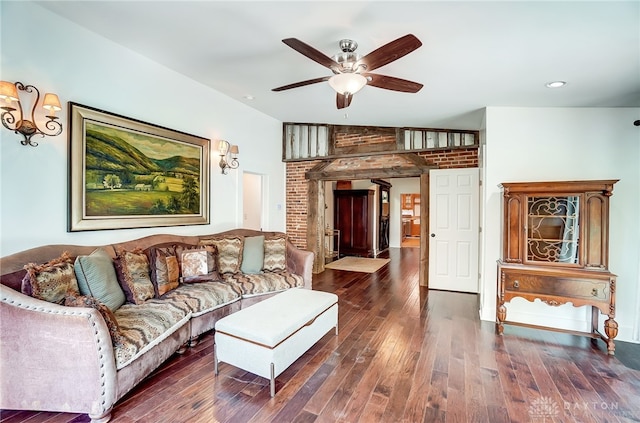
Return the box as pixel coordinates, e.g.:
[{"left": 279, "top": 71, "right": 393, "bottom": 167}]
[
  {"left": 285, "top": 135, "right": 478, "bottom": 251},
  {"left": 418, "top": 148, "right": 478, "bottom": 168},
  {"left": 285, "top": 160, "right": 322, "bottom": 249}
]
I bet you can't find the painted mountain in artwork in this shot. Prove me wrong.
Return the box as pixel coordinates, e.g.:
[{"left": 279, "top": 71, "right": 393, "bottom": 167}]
[{"left": 85, "top": 126, "right": 200, "bottom": 176}]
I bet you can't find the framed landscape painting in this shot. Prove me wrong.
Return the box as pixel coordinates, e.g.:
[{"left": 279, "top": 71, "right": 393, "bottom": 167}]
[{"left": 68, "top": 103, "right": 210, "bottom": 231}]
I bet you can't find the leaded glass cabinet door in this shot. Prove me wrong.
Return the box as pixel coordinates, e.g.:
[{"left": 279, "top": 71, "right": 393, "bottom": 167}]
[{"left": 525, "top": 195, "right": 581, "bottom": 266}]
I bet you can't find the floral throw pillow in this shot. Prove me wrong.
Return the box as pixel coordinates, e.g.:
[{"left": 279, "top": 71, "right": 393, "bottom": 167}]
[
  {"left": 175, "top": 244, "right": 217, "bottom": 274},
  {"left": 113, "top": 248, "right": 154, "bottom": 304},
  {"left": 263, "top": 235, "right": 287, "bottom": 272},
  {"left": 201, "top": 237, "right": 244, "bottom": 274},
  {"left": 22, "top": 251, "right": 80, "bottom": 304},
  {"left": 180, "top": 250, "right": 209, "bottom": 279},
  {"left": 65, "top": 294, "right": 125, "bottom": 348}
]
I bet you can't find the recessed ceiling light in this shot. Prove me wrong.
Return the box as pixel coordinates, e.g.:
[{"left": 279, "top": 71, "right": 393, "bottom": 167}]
[
  {"left": 545, "top": 81, "right": 567, "bottom": 88},
  {"left": 243, "top": 95, "right": 255, "bottom": 100}
]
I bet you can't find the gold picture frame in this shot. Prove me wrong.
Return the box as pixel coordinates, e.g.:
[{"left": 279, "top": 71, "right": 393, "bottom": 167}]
[{"left": 68, "top": 103, "right": 210, "bottom": 231}]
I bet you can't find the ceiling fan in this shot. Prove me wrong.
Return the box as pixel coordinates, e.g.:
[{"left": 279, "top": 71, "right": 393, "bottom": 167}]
[{"left": 272, "top": 34, "right": 423, "bottom": 109}]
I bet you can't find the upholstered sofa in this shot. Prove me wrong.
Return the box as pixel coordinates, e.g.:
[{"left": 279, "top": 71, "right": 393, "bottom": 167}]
[{"left": 0, "top": 229, "right": 313, "bottom": 423}]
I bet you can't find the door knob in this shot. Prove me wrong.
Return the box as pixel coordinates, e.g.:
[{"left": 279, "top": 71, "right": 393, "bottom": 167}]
[{"left": 430, "top": 233, "right": 435, "bottom": 237}]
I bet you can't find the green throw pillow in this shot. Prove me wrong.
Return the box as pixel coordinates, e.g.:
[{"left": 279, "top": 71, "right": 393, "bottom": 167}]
[
  {"left": 241, "top": 235, "right": 265, "bottom": 274},
  {"left": 74, "top": 248, "right": 126, "bottom": 311}
]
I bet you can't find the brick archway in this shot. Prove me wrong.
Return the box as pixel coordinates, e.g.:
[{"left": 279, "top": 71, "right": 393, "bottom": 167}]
[{"left": 305, "top": 153, "right": 433, "bottom": 286}]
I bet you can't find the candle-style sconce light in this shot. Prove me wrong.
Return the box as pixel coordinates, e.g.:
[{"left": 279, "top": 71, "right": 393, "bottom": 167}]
[
  {"left": 0, "top": 81, "right": 63, "bottom": 147},
  {"left": 217, "top": 139, "right": 239, "bottom": 174}
]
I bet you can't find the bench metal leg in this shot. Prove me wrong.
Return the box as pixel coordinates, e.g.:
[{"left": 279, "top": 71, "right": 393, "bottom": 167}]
[
  {"left": 214, "top": 343, "right": 218, "bottom": 376},
  {"left": 270, "top": 363, "right": 275, "bottom": 397}
]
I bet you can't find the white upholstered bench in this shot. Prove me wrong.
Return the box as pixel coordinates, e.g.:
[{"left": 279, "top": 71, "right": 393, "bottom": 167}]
[{"left": 214, "top": 288, "right": 338, "bottom": 396}]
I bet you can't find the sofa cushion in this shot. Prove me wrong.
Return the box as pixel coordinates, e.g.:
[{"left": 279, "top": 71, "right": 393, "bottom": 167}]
[
  {"left": 74, "top": 248, "right": 126, "bottom": 311},
  {"left": 147, "top": 247, "right": 180, "bottom": 297},
  {"left": 263, "top": 234, "right": 287, "bottom": 272},
  {"left": 22, "top": 252, "right": 80, "bottom": 304},
  {"left": 180, "top": 272, "right": 223, "bottom": 283},
  {"left": 65, "top": 294, "right": 125, "bottom": 348},
  {"left": 162, "top": 281, "right": 242, "bottom": 316},
  {"left": 241, "top": 235, "right": 264, "bottom": 274},
  {"left": 201, "top": 237, "right": 244, "bottom": 274},
  {"left": 113, "top": 248, "right": 155, "bottom": 305},
  {"left": 223, "top": 271, "right": 304, "bottom": 297},
  {"left": 113, "top": 300, "right": 191, "bottom": 369}
]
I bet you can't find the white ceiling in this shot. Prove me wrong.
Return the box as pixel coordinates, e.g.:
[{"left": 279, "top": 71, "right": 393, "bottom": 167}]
[{"left": 38, "top": 1, "right": 640, "bottom": 130}]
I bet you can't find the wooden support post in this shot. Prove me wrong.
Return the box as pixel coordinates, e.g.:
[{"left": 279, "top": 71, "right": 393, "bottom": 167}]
[{"left": 307, "top": 179, "right": 325, "bottom": 274}]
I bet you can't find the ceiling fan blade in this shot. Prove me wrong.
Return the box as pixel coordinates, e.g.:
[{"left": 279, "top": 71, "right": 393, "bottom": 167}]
[
  {"left": 356, "top": 34, "right": 422, "bottom": 72},
  {"left": 336, "top": 93, "right": 353, "bottom": 109},
  {"left": 272, "top": 76, "right": 330, "bottom": 92},
  {"left": 282, "top": 38, "right": 340, "bottom": 69},
  {"left": 363, "top": 73, "right": 423, "bottom": 93}
]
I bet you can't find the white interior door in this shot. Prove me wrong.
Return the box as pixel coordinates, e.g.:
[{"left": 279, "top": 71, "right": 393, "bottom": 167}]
[{"left": 429, "top": 168, "right": 479, "bottom": 292}]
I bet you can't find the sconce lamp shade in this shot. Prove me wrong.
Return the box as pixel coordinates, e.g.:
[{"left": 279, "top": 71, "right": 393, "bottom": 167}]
[
  {"left": 218, "top": 139, "right": 230, "bottom": 154},
  {"left": 43, "top": 93, "right": 62, "bottom": 113},
  {"left": 230, "top": 144, "right": 239, "bottom": 155},
  {"left": 328, "top": 73, "right": 367, "bottom": 95},
  {"left": 0, "top": 81, "right": 19, "bottom": 102}
]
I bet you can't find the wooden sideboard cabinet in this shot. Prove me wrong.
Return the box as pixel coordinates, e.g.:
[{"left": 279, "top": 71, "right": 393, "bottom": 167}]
[{"left": 496, "top": 180, "right": 619, "bottom": 354}]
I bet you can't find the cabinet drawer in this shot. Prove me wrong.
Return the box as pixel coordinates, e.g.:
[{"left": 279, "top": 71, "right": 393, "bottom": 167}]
[{"left": 502, "top": 271, "right": 610, "bottom": 301}]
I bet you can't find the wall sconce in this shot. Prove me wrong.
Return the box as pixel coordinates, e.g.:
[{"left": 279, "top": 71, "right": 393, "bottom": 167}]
[
  {"left": 218, "top": 140, "right": 239, "bottom": 174},
  {"left": 0, "top": 81, "right": 63, "bottom": 147}
]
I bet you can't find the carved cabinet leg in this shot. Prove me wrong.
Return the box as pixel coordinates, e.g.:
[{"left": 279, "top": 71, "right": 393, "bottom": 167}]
[
  {"left": 496, "top": 303, "right": 506, "bottom": 335},
  {"left": 604, "top": 317, "right": 618, "bottom": 355}
]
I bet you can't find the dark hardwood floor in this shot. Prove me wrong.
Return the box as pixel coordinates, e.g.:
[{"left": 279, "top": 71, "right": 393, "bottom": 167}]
[{"left": 2, "top": 247, "right": 639, "bottom": 423}]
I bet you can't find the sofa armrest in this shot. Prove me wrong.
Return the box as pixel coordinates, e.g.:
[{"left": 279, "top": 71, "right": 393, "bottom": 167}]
[
  {"left": 286, "top": 241, "right": 314, "bottom": 290},
  {"left": 0, "top": 285, "right": 117, "bottom": 421}
]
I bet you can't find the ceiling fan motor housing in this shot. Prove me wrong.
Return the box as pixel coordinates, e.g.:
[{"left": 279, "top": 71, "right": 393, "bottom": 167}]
[
  {"left": 332, "top": 53, "right": 363, "bottom": 73},
  {"left": 333, "top": 40, "right": 363, "bottom": 73},
  {"left": 339, "top": 39, "right": 358, "bottom": 52}
]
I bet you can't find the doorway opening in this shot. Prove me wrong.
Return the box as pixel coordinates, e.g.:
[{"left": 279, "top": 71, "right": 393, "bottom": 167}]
[
  {"left": 305, "top": 153, "right": 432, "bottom": 286},
  {"left": 400, "top": 189, "right": 421, "bottom": 249},
  {"left": 242, "top": 172, "right": 263, "bottom": 231}
]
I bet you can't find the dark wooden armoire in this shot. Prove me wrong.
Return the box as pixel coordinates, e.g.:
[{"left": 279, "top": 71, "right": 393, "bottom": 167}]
[{"left": 334, "top": 189, "right": 375, "bottom": 257}]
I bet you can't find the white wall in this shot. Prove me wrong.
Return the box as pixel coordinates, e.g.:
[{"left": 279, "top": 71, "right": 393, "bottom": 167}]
[
  {"left": 0, "top": 1, "right": 285, "bottom": 256},
  {"left": 480, "top": 107, "right": 640, "bottom": 343},
  {"left": 389, "top": 177, "right": 420, "bottom": 248}
]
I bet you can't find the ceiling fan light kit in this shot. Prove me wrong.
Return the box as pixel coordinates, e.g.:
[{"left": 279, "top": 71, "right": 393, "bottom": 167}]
[
  {"left": 328, "top": 73, "right": 367, "bottom": 95},
  {"left": 273, "top": 34, "right": 423, "bottom": 109}
]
